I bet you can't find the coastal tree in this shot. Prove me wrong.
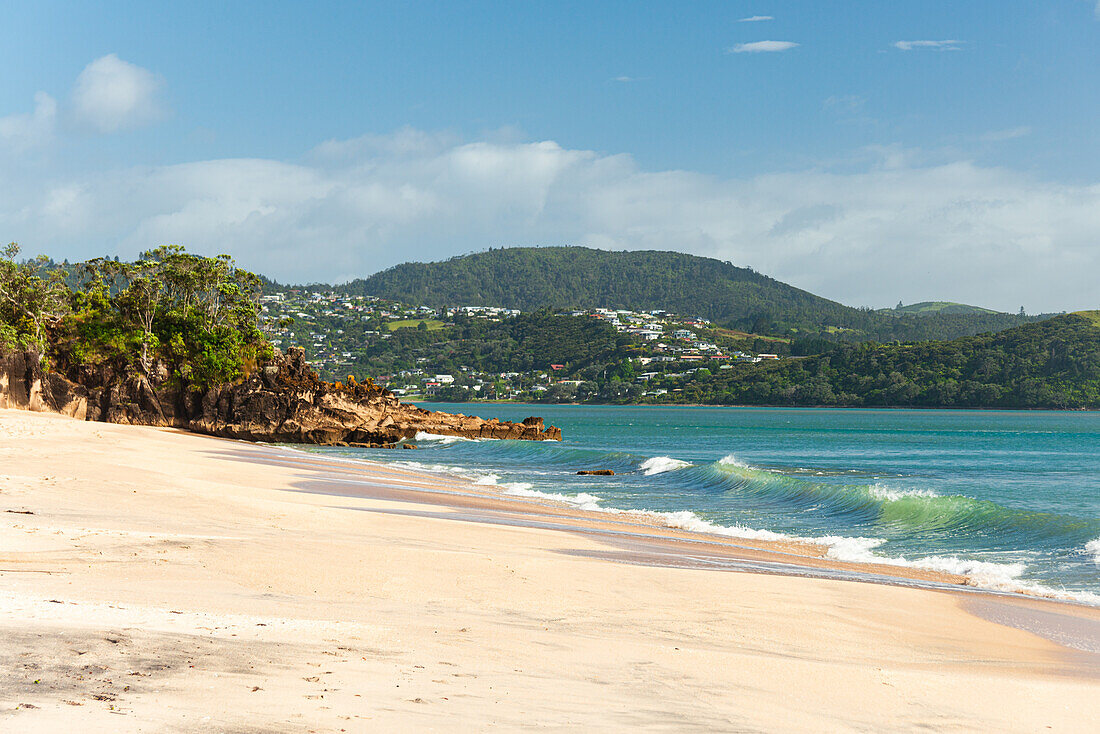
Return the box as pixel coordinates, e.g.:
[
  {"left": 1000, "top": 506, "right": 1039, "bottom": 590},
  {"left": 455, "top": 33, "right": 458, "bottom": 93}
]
[{"left": 0, "top": 243, "right": 71, "bottom": 351}]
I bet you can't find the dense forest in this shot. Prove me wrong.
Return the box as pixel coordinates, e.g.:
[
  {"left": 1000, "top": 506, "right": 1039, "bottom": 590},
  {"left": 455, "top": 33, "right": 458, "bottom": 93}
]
[
  {"left": 1, "top": 244, "right": 270, "bottom": 390},
  {"left": 321, "top": 247, "right": 1049, "bottom": 342},
  {"left": 657, "top": 313, "right": 1100, "bottom": 409}
]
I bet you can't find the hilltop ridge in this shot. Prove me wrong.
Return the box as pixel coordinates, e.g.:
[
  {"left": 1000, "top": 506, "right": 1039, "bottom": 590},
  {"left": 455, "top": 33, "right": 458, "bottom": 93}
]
[{"left": 317, "top": 247, "right": 1047, "bottom": 342}]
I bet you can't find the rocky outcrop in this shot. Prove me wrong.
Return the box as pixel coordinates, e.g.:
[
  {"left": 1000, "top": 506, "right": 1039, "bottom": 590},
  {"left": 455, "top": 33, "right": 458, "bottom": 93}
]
[
  {"left": 0, "top": 347, "right": 561, "bottom": 444},
  {"left": 0, "top": 349, "right": 89, "bottom": 419}
]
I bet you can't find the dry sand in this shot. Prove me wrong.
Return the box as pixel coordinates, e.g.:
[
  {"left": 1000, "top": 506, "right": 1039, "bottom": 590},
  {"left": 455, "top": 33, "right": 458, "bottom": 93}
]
[{"left": 1, "top": 408, "right": 1098, "bottom": 732}]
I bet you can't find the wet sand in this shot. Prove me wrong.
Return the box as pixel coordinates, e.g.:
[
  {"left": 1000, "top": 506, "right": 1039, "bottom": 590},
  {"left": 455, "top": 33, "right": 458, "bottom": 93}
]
[{"left": 1, "top": 408, "right": 1098, "bottom": 732}]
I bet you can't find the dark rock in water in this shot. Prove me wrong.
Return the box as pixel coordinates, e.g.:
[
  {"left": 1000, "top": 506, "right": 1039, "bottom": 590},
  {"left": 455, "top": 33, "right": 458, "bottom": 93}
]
[
  {"left": 0, "top": 346, "right": 562, "bottom": 445},
  {"left": 577, "top": 470, "right": 615, "bottom": 476}
]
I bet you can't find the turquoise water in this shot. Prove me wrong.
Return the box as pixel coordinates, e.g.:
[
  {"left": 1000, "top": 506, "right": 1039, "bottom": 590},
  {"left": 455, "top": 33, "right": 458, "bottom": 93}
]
[{"left": 319, "top": 405, "right": 1100, "bottom": 603}]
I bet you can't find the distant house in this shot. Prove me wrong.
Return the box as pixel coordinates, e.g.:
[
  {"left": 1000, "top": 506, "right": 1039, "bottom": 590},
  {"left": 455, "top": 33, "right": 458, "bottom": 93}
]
[
  {"left": 550, "top": 364, "right": 565, "bottom": 371},
  {"left": 434, "top": 374, "right": 455, "bottom": 384},
  {"left": 758, "top": 354, "right": 780, "bottom": 360}
]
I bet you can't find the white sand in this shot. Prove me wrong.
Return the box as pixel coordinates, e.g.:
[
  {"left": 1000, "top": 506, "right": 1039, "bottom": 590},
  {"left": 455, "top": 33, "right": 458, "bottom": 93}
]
[{"left": 1, "top": 408, "right": 1098, "bottom": 732}]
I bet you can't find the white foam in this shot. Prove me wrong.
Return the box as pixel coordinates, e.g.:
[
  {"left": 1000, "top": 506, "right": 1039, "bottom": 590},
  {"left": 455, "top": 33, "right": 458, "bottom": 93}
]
[
  {"left": 1084, "top": 538, "right": 1100, "bottom": 566},
  {"left": 820, "top": 535, "right": 888, "bottom": 561},
  {"left": 867, "top": 484, "right": 939, "bottom": 501},
  {"left": 414, "top": 431, "right": 476, "bottom": 444},
  {"left": 473, "top": 473, "right": 501, "bottom": 486},
  {"left": 819, "top": 537, "right": 1056, "bottom": 597},
  {"left": 502, "top": 485, "right": 603, "bottom": 511},
  {"left": 623, "top": 509, "right": 790, "bottom": 542},
  {"left": 717, "top": 454, "right": 752, "bottom": 470},
  {"left": 639, "top": 456, "right": 693, "bottom": 475}
]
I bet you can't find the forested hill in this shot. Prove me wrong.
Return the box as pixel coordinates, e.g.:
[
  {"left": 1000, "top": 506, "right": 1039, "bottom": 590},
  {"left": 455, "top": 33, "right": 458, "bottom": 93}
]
[
  {"left": 340, "top": 247, "right": 833, "bottom": 325},
  {"left": 682, "top": 311, "right": 1100, "bottom": 409},
  {"left": 328, "top": 247, "right": 1047, "bottom": 342}
]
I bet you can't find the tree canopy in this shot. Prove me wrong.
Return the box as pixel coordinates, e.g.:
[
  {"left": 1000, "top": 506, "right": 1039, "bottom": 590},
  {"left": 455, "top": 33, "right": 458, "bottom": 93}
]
[{"left": 2, "top": 244, "right": 270, "bottom": 389}]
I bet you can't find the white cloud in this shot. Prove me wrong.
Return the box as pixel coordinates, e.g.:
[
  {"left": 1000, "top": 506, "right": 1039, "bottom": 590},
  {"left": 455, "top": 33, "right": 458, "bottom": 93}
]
[
  {"left": 2, "top": 131, "right": 1098, "bottom": 312},
  {"left": 729, "top": 41, "right": 799, "bottom": 54},
  {"left": 894, "top": 40, "right": 962, "bottom": 51},
  {"left": 72, "top": 54, "right": 164, "bottom": 133},
  {"left": 738, "top": 15, "right": 773, "bottom": 22},
  {"left": 0, "top": 92, "right": 57, "bottom": 151}
]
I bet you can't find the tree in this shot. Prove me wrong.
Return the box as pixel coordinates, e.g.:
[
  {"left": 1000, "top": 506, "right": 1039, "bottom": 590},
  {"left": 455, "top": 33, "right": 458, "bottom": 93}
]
[
  {"left": 0, "top": 243, "right": 70, "bottom": 351},
  {"left": 102, "top": 259, "right": 163, "bottom": 373}
]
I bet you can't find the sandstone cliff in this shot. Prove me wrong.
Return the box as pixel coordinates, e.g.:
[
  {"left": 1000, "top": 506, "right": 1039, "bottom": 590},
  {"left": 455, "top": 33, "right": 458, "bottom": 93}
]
[{"left": 0, "top": 347, "right": 561, "bottom": 444}]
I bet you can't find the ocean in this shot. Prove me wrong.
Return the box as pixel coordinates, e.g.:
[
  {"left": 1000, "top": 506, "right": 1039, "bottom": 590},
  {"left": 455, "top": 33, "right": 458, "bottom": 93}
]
[{"left": 311, "top": 404, "right": 1100, "bottom": 604}]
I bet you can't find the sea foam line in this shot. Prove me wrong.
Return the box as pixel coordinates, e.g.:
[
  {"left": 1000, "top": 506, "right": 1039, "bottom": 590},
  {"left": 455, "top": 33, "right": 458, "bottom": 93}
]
[{"left": 470, "top": 469, "right": 1100, "bottom": 605}]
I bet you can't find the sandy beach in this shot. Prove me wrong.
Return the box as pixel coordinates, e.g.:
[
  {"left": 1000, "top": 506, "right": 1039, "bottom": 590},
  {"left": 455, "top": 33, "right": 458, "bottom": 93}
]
[{"left": 1, "top": 408, "right": 1098, "bottom": 732}]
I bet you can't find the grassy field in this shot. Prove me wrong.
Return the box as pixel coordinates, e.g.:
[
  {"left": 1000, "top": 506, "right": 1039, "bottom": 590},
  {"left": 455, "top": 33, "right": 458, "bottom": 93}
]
[
  {"left": 891, "top": 301, "right": 999, "bottom": 315},
  {"left": 714, "top": 327, "right": 791, "bottom": 343},
  {"left": 385, "top": 319, "right": 446, "bottom": 331},
  {"left": 1073, "top": 310, "right": 1100, "bottom": 327}
]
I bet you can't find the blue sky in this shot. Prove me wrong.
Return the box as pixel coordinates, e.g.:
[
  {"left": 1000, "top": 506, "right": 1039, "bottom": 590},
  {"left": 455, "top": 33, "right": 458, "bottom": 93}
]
[{"left": 2, "top": 1, "right": 1099, "bottom": 311}]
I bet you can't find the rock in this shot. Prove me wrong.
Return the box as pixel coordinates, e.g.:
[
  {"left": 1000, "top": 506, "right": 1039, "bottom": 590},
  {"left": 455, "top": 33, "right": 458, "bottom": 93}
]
[
  {"left": 577, "top": 470, "right": 615, "bottom": 476},
  {"left": 0, "top": 345, "right": 562, "bottom": 446}
]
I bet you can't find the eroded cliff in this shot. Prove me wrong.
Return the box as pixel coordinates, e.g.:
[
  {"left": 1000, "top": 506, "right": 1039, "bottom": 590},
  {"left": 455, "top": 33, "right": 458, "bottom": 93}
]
[{"left": 0, "top": 347, "right": 561, "bottom": 444}]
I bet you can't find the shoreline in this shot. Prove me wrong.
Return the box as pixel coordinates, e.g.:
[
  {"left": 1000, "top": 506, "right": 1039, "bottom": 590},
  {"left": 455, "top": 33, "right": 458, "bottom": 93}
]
[
  {"left": 274, "top": 442, "right": 1100, "bottom": 611},
  {"left": 3, "top": 408, "right": 1099, "bottom": 730},
  {"left": 414, "top": 400, "right": 1100, "bottom": 412}
]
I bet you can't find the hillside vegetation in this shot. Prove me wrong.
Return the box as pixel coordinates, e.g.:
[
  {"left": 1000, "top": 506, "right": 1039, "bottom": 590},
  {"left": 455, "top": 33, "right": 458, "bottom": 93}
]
[
  {"left": 677, "top": 313, "right": 1100, "bottom": 409},
  {"left": 340, "top": 307, "right": 1099, "bottom": 409},
  {"left": 328, "top": 247, "right": 1047, "bottom": 342}
]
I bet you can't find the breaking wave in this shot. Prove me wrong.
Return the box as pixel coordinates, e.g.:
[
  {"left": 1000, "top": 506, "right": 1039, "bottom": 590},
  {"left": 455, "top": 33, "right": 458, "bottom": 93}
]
[{"left": 639, "top": 456, "right": 693, "bottom": 475}]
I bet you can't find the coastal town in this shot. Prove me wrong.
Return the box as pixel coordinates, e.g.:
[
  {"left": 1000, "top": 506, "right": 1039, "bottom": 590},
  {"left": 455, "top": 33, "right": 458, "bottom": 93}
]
[{"left": 258, "top": 289, "right": 785, "bottom": 402}]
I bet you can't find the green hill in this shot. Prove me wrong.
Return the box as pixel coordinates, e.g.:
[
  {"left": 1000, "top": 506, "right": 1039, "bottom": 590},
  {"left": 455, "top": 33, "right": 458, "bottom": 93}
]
[
  {"left": 690, "top": 311, "right": 1100, "bottom": 409},
  {"left": 885, "top": 301, "right": 1001, "bottom": 316},
  {"left": 330, "top": 247, "right": 1047, "bottom": 342},
  {"left": 1074, "top": 310, "right": 1100, "bottom": 328}
]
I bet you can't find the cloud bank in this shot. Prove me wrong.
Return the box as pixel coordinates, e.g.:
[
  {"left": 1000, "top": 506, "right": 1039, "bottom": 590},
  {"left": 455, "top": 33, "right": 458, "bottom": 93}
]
[
  {"left": 2, "top": 127, "right": 1098, "bottom": 312},
  {"left": 738, "top": 16, "right": 773, "bottom": 23}
]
